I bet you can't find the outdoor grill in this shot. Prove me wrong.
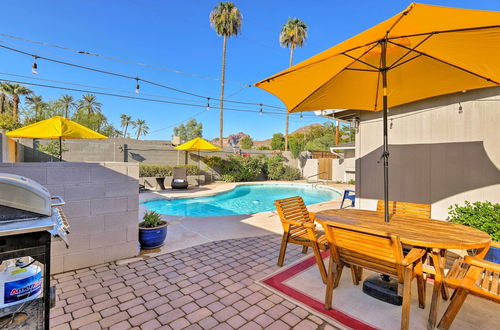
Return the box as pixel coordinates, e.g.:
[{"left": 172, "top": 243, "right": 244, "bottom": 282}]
[{"left": 0, "top": 173, "right": 70, "bottom": 329}]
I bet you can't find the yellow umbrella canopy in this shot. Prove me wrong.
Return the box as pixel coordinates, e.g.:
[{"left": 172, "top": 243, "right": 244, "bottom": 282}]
[
  {"left": 255, "top": 2, "right": 500, "bottom": 223},
  {"left": 175, "top": 137, "right": 221, "bottom": 151},
  {"left": 6, "top": 116, "right": 107, "bottom": 139},
  {"left": 255, "top": 2, "right": 500, "bottom": 112},
  {"left": 6, "top": 116, "right": 107, "bottom": 160}
]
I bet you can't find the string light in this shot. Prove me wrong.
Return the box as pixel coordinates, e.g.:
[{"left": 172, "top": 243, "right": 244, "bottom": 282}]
[
  {"left": 458, "top": 102, "right": 463, "bottom": 114},
  {"left": 31, "top": 56, "right": 38, "bottom": 74},
  {"left": 259, "top": 104, "right": 263, "bottom": 115},
  {"left": 300, "top": 112, "right": 303, "bottom": 120},
  {"left": 206, "top": 97, "right": 211, "bottom": 111},
  {"left": 390, "top": 118, "right": 393, "bottom": 129},
  {"left": 135, "top": 78, "right": 140, "bottom": 94}
]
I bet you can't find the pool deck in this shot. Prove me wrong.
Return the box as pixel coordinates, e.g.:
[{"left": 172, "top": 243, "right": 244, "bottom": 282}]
[{"left": 136, "top": 181, "right": 353, "bottom": 260}]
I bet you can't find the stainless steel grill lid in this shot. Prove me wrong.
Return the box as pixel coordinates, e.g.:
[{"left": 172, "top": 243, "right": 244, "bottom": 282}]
[{"left": 0, "top": 173, "right": 52, "bottom": 217}]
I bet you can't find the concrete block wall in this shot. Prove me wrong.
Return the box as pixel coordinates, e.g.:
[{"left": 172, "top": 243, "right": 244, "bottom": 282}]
[{"left": 0, "top": 162, "right": 139, "bottom": 273}]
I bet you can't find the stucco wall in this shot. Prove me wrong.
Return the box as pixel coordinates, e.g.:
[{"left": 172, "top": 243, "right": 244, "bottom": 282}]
[
  {"left": 332, "top": 156, "right": 356, "bottom": 183},
  {"left": 0, "top": 161, "right": 139, "bottom": 273},
  {"left": 355, "top": 86, "right": 500, "bottom": 219}
]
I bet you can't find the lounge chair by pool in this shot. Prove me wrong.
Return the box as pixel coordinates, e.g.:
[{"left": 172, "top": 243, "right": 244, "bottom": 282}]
[{"left": 171, "top": 167, "right": 189, "bottom": 189}]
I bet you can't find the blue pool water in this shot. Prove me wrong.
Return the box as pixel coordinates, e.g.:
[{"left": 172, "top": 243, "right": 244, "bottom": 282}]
[{"left": 142, "top": 184, "right": 340, "bottom": 217}]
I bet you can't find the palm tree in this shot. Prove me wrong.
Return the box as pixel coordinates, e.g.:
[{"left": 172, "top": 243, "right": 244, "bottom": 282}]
[
  {"left": 77, "top": 94, "right": 102, "bottom": 115},
  {"left": 58, "top": 94, "right": 76, "bottom": 118},
  {"left": 280, "top": 18, "right": 308, "bottom": 151},
  {"left": 0, "top": 93, "right": 7, "bottom": 114},
  {"left": 25, "top": 95, "right": 45, "bottom": 120},
  {"left": 210, "top": 2, "right": 242, "bottom": 148},
  {"left": 1, "top": 83, "right": 32, "bottom": 120},
  {"left": 120, "top": 114, "right": 133, "bottom": 137},
  {"left": 134, "top": 119, "right": 149, "bottom": 140}
]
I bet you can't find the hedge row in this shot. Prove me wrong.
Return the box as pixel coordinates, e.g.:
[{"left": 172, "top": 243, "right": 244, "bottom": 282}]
[{"left": 139, "top": 164, "right": 199, "bottom": 177}]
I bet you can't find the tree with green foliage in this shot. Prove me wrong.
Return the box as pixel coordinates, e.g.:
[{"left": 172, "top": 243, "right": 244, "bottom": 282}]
[
  {"left": 270, "top": 133, "right": 285, "bottom": 150},
  {"left": 120, "top": 114, "right": 133, "bottom": 137},
  {"left": 173, "top": 119, "right": 203, "bottom": 142},
  {"left": 1, "top": 83, "right": 32, "bottom": 121},
  {"left": 288, "top": 137, "right": 305, "bottom": 158},
  {"left": 210, "top": 2, "right": 242, "bottom": 148},
  {"left": 134, "top": 119, "right": 149, "bottom": 140},
  {"left": 280, "top": 18, "right": 308, "bottom": 151},
  {"left": 25, "top": 95, "right": 45, "bottom": 120},
  {"left": 239, "top": 135, "right": 253, "bottom": 149},
  {"left": 77, "top": 94, "right": 102, "bottom": 115},
  {"left": 57, "top": 94, "right": 76, "bottom": 118},
  {"left": 257, "top": 145, "right": 270, "bottom": 150},
  {"left": 37, "top": 140, "right": 69, "bottom": 159}
]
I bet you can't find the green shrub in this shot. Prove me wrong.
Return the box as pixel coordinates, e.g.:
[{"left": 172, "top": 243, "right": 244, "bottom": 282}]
[
  {"left": 140, "top": 211, "right": 166, "bottom": 228},
  {"left": 174, "top": 164, "right": 198, "bottom": 175},
  {"left": 139, "top": 165, "right": 172, "bottom": 177},
  {"left": 221, "top": 174, "right": 236, "bottom": 182},
  {"left": 448, "top": 201, "right": 500, "bottom": 241},
  {"left": 265, "top": 154, "right": 286, "bottom": 180},
  {"left": 281, "top": 166, "right": 301, "bottom": 181}
]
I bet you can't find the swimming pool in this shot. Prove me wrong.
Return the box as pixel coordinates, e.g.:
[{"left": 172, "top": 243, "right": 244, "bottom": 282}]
[{"left": 142, "top": 183, "right": 340, "bottom": 217}]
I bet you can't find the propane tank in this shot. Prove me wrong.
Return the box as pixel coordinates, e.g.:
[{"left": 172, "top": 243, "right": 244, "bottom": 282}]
[{"left": 0, "top": 258, "right": 42, "bottom": 308}]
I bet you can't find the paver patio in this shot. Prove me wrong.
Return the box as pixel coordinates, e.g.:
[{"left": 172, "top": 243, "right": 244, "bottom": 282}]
[{"left": 50, "top": 235, "right": 340, "bottom": 330}]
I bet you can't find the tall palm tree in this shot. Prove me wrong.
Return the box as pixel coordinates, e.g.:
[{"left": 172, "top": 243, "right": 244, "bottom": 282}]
[
  {"left": 77, "top": 94, "right": 102, "bottom": 115},
  {"left": 0, "top": 93, "right": 7, "bottom": 114},
  {"left": 133, "top": 119, "right": 149, "bottom": 140},
  {"left": 25, "top": 95, "right": 45, "bottom": 120},
  {"left": 210, "top": 2, "right": 242, "bottom": 148},
  {"left": 1, "top": 83, "right": 32, "bottom": 121},
  {"left": 120, "top": 114, "right": 133, "bottom": 137},
  {"left": 279, "top": 18, "right": 308, "bottom": 151},
  {"left": 58, "top": 94, "right": 76, "bottom": 118}
]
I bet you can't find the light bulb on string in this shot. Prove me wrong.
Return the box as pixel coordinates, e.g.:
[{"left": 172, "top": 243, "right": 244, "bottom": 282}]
[
  {"left": 31, "top": 57, "right": 38, "bottom": 74},
  {"left": 300, "top": 112, "right": 303, "bottom": 120},
  {"left": 390, "top": 119, "right": 393, "bottom": 129},
  {"left": 259, "top": 104, "right": 263, "bottom": 116},
  {"left": 458, "top": 102, "right": 463, "bottom": 114},
  {"left": 206, "top": 98, "right": 211, "bottom": 111},
  {"left": 135, "top": 78, "right": 140, "bottom": 94}
]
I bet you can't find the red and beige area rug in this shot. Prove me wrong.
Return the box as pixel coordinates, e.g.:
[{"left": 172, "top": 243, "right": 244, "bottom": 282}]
[{"left": 257, "top": 253, "right": 496, "bottom": 330}]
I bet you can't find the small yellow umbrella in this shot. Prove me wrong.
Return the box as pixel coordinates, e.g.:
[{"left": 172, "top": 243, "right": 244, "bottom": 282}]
[
  {"left": 255, "top": 2, "right": 500, "bottom": 222},
  {"left": 175, "top": 137, "right": 221, "bottom": 184},
  {"left": 6, "top": 116, "right": 107, "bottom": 161},
  {"left": 174, "top": 137, "right": 221, "bottom": 152}
]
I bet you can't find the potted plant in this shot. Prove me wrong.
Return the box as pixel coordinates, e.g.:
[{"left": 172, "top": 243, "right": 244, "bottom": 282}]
[{"left": 139, "top": 211, "right": 168, "bottom": 249}]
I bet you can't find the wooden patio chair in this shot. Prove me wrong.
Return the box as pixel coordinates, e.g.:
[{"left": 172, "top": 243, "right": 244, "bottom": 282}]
[
  {"left": 274, "top": 196, "right": 329, "bottom": 283},
  {"left": 437, "top": 243, "right": 500, "bottom": 329},
  {"left": 376, "top": 200, "right": 431, "bottom": 218},
  {"left": 318, "top": 220, "right": 427, "bottom": 330}
]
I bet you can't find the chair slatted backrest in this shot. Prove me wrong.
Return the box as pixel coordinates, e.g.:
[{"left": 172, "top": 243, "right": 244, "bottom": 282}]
[
  {"left": 377, "top": 200, "right": 431, "bottom": 219},
  {"left": 173, "top": 166, "right": 187, "bottom": 180},
  {"left": 322, "top": 222, "right": 405, "bottom": 281},
  {"left": 274, "top": 196, "right": 311, "bottom": 230}
]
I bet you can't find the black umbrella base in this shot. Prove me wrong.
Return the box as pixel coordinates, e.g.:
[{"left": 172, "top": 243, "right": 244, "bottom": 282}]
[{"left": 362, "top": 274, "right": 402, "bottom": 306}]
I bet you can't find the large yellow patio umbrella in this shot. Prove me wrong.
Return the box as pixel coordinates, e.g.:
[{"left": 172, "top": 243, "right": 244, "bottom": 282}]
[
  {"left": 6, "top": 116, "right": 107, "bottom": 161},
  {"left": 255, "top": 2, "right": 500, "bottom": 222},
  {"left": 175, "top": 137, "right": 221, "bottom": 184}
]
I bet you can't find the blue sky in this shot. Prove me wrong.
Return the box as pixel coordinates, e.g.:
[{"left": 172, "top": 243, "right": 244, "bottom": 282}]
[{"left": 0, "top": 0, "right": 498, "bottom": 140}]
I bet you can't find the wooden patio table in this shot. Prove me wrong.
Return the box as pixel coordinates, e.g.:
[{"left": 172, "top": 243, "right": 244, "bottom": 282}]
[{"left": 314, "top": 209, "right": 492, "bottom": 330}]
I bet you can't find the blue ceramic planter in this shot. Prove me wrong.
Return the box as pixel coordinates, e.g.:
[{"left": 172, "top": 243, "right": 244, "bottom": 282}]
[
  {"left": 139, "top": 223, "right": 168, "bottom": 249},
  {"left": 485, "top": 246, "right": 500, "bottom": 264}
]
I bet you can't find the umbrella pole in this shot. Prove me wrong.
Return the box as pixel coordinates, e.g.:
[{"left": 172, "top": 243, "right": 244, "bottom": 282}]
[
  {"left": 59, "top": 136, "right": 62, "bottom": 162},
  {"left": 381, "top": 39, "right": 389, "bottom": 223}
]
